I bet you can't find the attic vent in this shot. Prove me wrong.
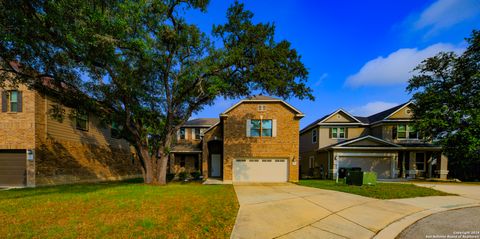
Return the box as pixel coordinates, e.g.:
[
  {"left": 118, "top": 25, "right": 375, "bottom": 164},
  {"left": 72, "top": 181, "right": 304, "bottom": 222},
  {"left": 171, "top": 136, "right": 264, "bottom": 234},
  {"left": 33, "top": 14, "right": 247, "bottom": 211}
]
[
  {"left": 258, "top": 105, "right": 266, "bottom": 111},
  {"left": 337, "top": 115, "right": 341, "bottom": 119},
  {"left": 405, "top": 109, "right": 412, "bottom": 115}
]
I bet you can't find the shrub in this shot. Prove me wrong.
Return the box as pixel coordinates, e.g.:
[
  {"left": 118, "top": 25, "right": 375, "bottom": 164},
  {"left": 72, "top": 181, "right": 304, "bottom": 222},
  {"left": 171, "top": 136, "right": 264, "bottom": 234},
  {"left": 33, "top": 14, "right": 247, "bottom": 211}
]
[
  {"left": 191, "top": 171, "right": 201, "bottom": 180},
  {"left": 178, "top": 172, "right": 189, "bottom": 181}
]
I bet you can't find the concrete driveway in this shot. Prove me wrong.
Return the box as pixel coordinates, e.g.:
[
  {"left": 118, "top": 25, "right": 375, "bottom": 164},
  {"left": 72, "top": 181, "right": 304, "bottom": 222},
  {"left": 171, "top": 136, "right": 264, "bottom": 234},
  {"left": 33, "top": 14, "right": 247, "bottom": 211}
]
[{"left": 231, "top": 183, "right": 480, "bottom": 239}]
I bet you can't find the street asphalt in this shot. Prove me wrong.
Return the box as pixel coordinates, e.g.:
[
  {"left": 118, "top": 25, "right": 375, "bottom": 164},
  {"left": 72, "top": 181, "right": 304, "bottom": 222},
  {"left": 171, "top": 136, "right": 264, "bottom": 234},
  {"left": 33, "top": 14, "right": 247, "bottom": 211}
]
[{"left": 397, "top": 206, "right": 480, "bottom": 239}]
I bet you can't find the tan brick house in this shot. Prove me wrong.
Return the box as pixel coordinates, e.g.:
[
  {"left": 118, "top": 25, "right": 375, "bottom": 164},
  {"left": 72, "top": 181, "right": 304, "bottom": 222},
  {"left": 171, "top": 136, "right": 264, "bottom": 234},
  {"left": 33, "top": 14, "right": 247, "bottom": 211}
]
[
  {"left": 299, "top": 102, "right": 449, "bottom": 180},
  {"left": 169, "top": 118, "right": 219, "bottom": 175},
  {"left": 0, "top": 82, "right": 141, "bottom": 187},
  {"left": 172, "top": 95, "right": 304, "bottom": 183}
]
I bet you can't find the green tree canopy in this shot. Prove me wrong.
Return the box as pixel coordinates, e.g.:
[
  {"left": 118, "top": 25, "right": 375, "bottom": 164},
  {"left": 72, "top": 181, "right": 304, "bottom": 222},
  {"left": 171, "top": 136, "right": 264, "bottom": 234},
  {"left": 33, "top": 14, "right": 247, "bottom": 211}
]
[
  {"left": 407, "top": 30, "right": 480, "bottom": 180},
  {"left": 0, "top": 0, "right": 313, "bottom": 184}
]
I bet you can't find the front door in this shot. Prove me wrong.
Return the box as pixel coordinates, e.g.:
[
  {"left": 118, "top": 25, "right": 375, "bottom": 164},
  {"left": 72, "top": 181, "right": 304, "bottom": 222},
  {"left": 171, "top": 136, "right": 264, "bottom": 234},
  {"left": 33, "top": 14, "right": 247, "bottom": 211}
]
[{"left": 211, "top": 154, "right": 221, "bottom": 177}]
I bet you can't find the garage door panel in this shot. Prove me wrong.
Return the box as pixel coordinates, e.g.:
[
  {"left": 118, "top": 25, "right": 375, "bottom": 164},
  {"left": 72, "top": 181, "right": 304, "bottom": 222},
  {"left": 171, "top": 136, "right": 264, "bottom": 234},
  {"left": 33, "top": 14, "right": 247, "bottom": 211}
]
[
  {"left": 340, "top": 157, "right": 391, "bottom": 179},
  {"left": 233, "top": 159, "right": 288, "bottom": 182},
  {"left": 0, "top": 151, "right": 26, "bottom": 186}
]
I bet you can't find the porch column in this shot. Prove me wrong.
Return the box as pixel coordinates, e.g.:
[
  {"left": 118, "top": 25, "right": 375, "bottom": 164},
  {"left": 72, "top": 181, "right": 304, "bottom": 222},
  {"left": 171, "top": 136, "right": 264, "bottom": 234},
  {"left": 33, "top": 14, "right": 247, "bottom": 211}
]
[
  {"left": 391, "top": 155, "right": 397, "bottom": 179},
  {"left": 439, "top": 154, "right": 449, "bottom": 179},
  {"left": 169, "top": 153, "right": 175, "bottom": 174},
  {"left": 401, "top": 153, "right": 406, "bottom": 178}
]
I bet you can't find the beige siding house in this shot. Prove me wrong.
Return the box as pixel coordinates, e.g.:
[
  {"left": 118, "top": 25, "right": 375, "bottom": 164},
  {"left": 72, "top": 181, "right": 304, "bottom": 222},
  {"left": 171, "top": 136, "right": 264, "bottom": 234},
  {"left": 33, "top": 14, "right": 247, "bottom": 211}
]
[
  {"left": 299, "top": 102, "right": 449, "bottom": 180},
  {"left": 0, "top": 81, "right": 141, "bottom": 187}
]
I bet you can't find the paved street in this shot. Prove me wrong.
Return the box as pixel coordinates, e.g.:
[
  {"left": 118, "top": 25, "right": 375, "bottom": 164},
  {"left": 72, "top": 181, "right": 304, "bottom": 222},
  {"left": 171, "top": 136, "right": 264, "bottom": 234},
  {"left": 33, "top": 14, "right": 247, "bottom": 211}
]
[{"left": 397, "top": 206, "right": 480, "bottom": 239}]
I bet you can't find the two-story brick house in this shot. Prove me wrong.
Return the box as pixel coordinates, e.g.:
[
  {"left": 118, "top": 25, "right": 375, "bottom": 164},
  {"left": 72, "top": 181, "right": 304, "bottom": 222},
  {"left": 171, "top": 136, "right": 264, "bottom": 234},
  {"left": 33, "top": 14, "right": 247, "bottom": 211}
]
[
  {"left": 169, "top": 118, "right": 219, "bottom": 175},
  {"left": 173, "top": 95, "right": 304, "bottom": 183},
  {"left": 0, "top": 81, "right": 141, "bottom": 187},
  {"left": 299, "top": 102, "right": 449, "bottom": 180}
]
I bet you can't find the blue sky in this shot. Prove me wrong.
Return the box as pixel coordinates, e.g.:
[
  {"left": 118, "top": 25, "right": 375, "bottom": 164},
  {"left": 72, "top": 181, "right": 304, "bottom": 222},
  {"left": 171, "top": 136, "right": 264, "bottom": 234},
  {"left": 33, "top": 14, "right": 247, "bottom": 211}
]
[{"left": 190, "top": 0, "right": 480, "bottom": 128}]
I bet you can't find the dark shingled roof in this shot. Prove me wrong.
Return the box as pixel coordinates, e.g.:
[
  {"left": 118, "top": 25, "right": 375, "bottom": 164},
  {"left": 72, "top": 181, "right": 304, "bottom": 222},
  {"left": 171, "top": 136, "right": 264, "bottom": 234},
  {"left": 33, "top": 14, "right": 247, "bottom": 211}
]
[
  {"left": 300, "top": 114, "right": 330, "bottom": 133},
  {"left": 353, "top": 116, "right": 370, "bottom": 124},
  {"left": 367, "top": 102, "right": 411, "bottom": 123},
  {"left": 183, "top": 118, "right": 219, "bottom": 127}
]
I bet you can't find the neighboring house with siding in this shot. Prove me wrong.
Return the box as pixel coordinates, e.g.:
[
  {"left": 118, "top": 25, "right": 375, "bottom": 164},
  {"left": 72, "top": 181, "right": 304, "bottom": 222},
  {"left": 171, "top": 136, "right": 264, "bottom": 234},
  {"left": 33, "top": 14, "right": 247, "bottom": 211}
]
[
  {"left": 171, "top": 95, "right": 303, "bottom": 183},
  {"left": 0, "top": 80, "right": 141, "bottom": 187},
  {"left": 299, "top": 102, "right": 449, "bottom": 180}
]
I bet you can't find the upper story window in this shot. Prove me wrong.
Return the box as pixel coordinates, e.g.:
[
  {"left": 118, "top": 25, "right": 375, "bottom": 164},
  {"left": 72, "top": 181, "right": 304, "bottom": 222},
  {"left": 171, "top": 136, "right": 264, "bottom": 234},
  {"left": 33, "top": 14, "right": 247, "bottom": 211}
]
[
  {"left": 75, "top": 110, "right": 89, "bottom": 131},
  {"left": 1, "top": 90, "right": 22, "bottom": 113},
  {"left": 179, "top": 128, "right": 186, "bottom": 140},
  {"left": 194, "top": 128, "right": 201, "bottom": 140},
  {"left": 312, "top": 129, "right": 317, "bottom": 143},
  {"left": 258, "top": 104, "right": 266, "bottom": 111},
  {"left": 331, "top": 127, "right": 346, "bottom": 139},
  {"left": 396, "top": 124, "right": 418, "bottom": 139},
  {"left": 249, "top": 119, "right": 272, "bottom": 137}
]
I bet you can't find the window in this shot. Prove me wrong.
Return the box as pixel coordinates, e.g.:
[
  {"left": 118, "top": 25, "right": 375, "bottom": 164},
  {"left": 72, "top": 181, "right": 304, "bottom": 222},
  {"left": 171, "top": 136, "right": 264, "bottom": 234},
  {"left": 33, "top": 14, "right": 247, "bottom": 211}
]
[
  {"left": 2, "top": 90, "right": 22, "bottom": 113},
  {"left": 309, "top": 156, "right": 314, "bottom": 169},
  {"left": 75, "top": 110, "right": 89, "bottom": 131},
  {"left": 194, "top": 128, "right": 201, "bottom": 140},
  {"left": 397, "top": 124, "right": 418, "bottom": 139},
  {"left": 179, "top": 128, "right": 185, "bottom": 140},
  {"left": 312, "top": 129, "right": 317, "bottom": 143},
  {"left": 250, "top": 119, "right": 272, "bottom": 137},
  {"left": 111, "top": 121, "right": 122, "bottom": 139},
  {"left": 331, "top": 127, "right": 346, "bottom": 139},
  {"left": 258, "top": 104, "right": 266, "bottom": 111},
  {"left": 416, "top": 153, "right": 425, "bottom": 170},
  {"left": 9, "top": 91, "right": 18, "bottom": 112}
]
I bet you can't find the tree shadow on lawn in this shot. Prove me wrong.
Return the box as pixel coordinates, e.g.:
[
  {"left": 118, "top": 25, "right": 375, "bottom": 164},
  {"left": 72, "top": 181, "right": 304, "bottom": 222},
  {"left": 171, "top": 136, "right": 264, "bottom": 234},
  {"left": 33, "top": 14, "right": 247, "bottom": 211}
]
[{"left": 0, "top": 178, "right": 143, "bottom": 200}]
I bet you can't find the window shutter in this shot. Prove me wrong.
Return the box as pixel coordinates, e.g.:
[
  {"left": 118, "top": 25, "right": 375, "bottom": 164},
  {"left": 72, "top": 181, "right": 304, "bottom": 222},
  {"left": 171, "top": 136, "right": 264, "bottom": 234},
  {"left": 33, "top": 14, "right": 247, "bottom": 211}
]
[
  {"left": 177, "top": 129, "right": 180, "bottom": 140},
  {"left": 17, "top": 91, "right": 22, "bottom": 112},
  {"left": 392, "top": 126, "right": 397, "bottom": 139},
  {"left": 272, "top": 119, "right": 277, "bottom": 137},
  {"left": 345, "top": 128, "right": 348, "bottom": 138},
  {"left": 246, "top": 119, "right": 251, "bottom": 137},
  {"left": 329, "top": 128, "right": 332, "bottom": 138},
  {"left": 1, "top": 91, "right": 6, "bottom": 112}
]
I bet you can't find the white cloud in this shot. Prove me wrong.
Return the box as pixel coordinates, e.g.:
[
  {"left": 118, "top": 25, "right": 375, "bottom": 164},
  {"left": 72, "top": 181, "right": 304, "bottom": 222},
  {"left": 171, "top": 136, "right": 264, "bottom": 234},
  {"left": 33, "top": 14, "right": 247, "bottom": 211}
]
[
  {"left": 414, "top": 0, "right": 480, "bottom": 35},
  {"left": 314, "top": 73, "right": 328, "bottom": 86},
  {"left": 345, "top": 43, "right": 464, "bottom": 87},
  {"left": 350, "top": 101, "right": 399, "bottom": 117}
]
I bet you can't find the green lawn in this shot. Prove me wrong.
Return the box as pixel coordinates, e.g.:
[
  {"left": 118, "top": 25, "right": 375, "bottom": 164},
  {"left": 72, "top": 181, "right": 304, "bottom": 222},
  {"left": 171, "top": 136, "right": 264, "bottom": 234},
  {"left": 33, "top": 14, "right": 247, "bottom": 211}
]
[
  {"left": 0, "top": 179, "right": 238, "bottom": 238},
  {"left": 298, "top": 180, "right": 453, "bottom": 199}
]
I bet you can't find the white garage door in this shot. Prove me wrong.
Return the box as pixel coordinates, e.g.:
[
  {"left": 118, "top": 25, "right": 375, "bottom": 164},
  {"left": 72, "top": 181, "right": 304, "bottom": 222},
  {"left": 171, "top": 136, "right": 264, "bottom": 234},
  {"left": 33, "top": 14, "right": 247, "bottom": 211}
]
[
  {"left": 233, "top": 159, "right": 288, "bottom": 182},
  {"left": 339, "top": 157, "right": 391, "bottom": 179}
]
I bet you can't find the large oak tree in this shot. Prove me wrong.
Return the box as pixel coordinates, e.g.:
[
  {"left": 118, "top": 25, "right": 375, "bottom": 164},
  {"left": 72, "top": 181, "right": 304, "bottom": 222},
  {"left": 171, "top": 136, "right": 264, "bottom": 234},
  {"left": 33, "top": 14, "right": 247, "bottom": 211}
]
[
  {"left": 407, "top": 30, "right": 480, "bottom": 180},
  {"left": 0, "top": 0, "right": 313, "bottom": 184}
]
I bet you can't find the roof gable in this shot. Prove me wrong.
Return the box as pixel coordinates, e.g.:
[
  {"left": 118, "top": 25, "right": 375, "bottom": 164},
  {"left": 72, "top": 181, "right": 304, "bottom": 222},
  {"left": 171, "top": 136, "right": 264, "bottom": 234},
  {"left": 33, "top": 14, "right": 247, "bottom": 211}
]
[
  {"left": 220, "top": 95, "right": 303, "bottom": 117},
  {"left": 387, "top": 104, "right": 414, "bottom": 120},
  {"left": 322, "top": 110, "right": 362, "bottom": 123},
  {"left": 367, "top": 101, "right": 414, "bottom": 123}
]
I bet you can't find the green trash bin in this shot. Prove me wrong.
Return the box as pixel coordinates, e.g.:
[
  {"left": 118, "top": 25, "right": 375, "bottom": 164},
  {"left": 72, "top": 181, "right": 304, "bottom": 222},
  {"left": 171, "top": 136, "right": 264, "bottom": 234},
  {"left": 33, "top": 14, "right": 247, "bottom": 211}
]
[
  {"left": 362, "top": 172, "right": 377, "bottom": 185},
  {"left": 346, "top": 171, "right": 363, "bottom": 186}
]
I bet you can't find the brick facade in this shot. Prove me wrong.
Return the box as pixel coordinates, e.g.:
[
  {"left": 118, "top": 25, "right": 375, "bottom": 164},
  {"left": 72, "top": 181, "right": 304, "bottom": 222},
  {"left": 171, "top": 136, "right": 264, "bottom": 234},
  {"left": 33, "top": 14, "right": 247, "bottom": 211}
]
[
  {"left": 0, "top": 83, "right": 141, "bottom": 187},
  {"left": 200, "top": 99, "right": 302, "bottom": 183}
]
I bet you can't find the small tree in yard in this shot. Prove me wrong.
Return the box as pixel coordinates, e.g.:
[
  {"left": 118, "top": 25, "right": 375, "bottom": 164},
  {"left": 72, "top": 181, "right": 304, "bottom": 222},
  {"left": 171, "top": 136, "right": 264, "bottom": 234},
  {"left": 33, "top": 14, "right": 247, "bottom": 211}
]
[
  {"left": 0, "top": 1, "right": 313, "bottom": 184},
  {"left": 407, "top": 30, "right": 480, "bottom": 181}
]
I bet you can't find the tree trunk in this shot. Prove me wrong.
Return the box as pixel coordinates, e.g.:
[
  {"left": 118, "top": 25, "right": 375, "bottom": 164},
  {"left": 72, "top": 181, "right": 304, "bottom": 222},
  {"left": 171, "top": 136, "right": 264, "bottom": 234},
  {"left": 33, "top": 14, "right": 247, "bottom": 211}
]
[
  {"left": 157, "top": 135, "right": 173, "bottom": 185},
  {"left": 134, "top": 133, "right": 173, "bottom": 185}
]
